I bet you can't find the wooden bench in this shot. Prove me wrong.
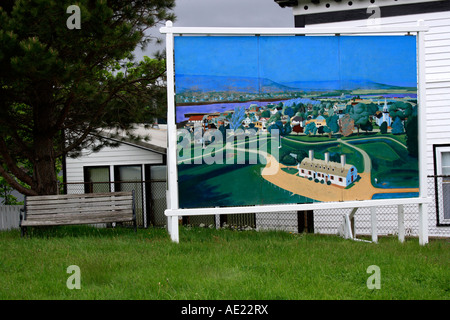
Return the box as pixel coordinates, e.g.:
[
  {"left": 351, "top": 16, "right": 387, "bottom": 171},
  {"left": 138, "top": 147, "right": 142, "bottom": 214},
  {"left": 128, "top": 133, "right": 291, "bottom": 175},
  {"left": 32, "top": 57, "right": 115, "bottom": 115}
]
[{"left": 20, "top": 191, "right": 136, "bottom": 236}]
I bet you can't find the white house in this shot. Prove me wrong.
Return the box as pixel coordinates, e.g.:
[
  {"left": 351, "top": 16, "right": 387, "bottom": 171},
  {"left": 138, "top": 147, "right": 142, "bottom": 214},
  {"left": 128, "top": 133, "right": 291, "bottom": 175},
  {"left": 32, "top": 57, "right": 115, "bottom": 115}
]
[
  {"left": 64, "top": 125, "right": 167, "bottom": 228},
  {"left": 275, "top": 0, "right": 450, "bottom": 238}
]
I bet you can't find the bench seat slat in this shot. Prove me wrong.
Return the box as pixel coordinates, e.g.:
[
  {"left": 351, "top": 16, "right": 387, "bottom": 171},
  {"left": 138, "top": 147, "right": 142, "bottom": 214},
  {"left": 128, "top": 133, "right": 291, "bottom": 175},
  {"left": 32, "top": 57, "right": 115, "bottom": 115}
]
[
  {"left": 21, "top": 210, "right": 134, "bottom": 227},
  {"left": 26, "top": 200, "right": 133, "bottom": 212},
  {"left": 26, "top": 192, "right": 132, "bottom": 201},
  {"left": 27, "top": 204, "right": 133, "bottom": 215},
  {"left": 27, "top": 195, "right": 133, "bottom": 206}
]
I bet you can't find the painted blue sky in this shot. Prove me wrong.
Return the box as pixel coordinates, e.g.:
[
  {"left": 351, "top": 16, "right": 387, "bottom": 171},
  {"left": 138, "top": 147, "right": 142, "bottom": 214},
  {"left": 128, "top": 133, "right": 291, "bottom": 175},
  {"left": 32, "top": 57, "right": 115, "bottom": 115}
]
[{"left": 175, "top": 35, "right": 417, "bottom": 88}]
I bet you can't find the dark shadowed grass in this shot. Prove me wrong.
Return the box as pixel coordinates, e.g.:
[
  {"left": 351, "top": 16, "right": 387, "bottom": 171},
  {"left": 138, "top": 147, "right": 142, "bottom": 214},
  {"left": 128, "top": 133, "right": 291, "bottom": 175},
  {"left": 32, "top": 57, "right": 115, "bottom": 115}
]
[{"left": 0, "top": 226, "right": 448, "bottom": 300}]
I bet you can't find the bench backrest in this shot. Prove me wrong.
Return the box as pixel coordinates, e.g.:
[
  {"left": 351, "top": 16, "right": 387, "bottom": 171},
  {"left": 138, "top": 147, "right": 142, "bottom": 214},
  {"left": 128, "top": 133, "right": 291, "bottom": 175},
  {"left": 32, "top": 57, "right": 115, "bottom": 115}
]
[{"left": 22, "top": 192, "right": 135, "bottom": 226}]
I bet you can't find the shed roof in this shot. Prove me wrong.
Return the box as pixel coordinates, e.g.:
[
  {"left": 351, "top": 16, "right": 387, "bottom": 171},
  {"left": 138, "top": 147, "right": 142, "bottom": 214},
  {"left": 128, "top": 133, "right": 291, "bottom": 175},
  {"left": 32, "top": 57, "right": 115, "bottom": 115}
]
[{"left": 99, "top": 124, "right": 167, "bottom": 155}]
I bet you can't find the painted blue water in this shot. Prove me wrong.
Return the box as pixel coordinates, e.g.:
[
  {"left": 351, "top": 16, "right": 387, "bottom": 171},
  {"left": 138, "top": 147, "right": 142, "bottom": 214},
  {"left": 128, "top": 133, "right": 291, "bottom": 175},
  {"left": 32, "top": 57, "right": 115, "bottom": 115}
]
[{"left": 372, "top": 192, "right": 419, "bottom": 199}]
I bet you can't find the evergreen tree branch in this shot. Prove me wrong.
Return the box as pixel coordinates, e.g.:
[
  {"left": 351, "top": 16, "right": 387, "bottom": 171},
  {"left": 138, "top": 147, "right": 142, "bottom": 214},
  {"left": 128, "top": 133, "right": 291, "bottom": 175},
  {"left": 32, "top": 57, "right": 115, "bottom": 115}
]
[{"left": 0, "top": 136, "right": 33, "bottom": 187}]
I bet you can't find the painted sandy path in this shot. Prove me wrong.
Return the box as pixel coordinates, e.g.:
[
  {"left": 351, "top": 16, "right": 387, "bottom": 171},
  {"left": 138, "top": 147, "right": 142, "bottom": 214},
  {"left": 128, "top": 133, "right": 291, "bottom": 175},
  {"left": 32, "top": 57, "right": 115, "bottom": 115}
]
[
  {"left": 338, "top": 138, "right": 371, "bottom": 173},
  {"left": 261, "top": 153, "right": 419, "bottom": 202}
]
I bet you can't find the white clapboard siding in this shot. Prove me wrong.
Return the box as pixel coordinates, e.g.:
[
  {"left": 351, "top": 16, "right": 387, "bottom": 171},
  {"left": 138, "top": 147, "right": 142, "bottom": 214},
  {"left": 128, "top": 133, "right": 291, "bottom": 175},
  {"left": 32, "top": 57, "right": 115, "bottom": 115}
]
[
  {"left": 66, "top": 141, "right": 164, "bottom": 182},
  {"left": 307, "top": 10, "right": 450, "bottom": 238}
]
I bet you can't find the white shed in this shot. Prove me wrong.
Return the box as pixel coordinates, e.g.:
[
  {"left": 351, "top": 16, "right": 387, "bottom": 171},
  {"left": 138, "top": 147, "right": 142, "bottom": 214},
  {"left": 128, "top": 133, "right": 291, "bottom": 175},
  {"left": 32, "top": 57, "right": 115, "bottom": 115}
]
[{"left": 64, "top": 125, "right": 167, "bottom": 228}]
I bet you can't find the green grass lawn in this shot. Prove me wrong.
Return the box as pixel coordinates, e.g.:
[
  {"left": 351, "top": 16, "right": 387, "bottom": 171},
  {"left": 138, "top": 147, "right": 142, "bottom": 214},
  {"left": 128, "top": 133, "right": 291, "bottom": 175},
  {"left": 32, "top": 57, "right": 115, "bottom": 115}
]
[{"left": 0, "top": 226, "right": 448, "bottom": 300}]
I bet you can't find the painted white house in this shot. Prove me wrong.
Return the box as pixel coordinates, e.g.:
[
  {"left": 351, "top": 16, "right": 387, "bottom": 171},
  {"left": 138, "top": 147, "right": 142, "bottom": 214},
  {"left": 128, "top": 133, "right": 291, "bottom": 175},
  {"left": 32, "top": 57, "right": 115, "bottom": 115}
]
[
  {"left": 275, "top": 0, "right": 450, "bottom": 238},
  {"left": 375, "top": 98, "right": 393, "bottom": 127}
]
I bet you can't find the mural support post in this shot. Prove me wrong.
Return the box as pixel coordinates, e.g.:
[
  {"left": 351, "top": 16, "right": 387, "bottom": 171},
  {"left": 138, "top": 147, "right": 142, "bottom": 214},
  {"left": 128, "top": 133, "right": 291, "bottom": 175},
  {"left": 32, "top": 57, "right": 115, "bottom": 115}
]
[
  {"left": 371, "top": 207, "right": 378, "bottom": 243},
  {"left": 164, "top": 21, "right": 180, "bottom": 243},
  {"left": 398, "top": 205, "right": 405, "bottom": 243},
  {"left": 417, "top": 20, "right": 429, "bottom": 246}
]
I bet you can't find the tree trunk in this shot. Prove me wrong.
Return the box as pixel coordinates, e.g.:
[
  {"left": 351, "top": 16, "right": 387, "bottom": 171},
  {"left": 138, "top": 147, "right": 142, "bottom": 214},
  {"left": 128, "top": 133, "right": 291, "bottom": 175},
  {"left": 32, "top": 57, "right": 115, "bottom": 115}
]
[
  {"left": 33, "top": 100, "right": 58, "bottom": 196},
  {"left": 33, "top": 134, "right": 57, "bottom": 195}
]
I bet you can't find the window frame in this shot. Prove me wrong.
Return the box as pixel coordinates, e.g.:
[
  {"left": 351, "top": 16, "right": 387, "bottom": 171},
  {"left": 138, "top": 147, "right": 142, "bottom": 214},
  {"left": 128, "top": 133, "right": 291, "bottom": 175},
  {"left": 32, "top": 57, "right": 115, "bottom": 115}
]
[
  {"left": 83, "top": 166, "right": 111, "bottom": 193},
  {"left": 433, "top": 145, "right": 450, "bottom": 226}
]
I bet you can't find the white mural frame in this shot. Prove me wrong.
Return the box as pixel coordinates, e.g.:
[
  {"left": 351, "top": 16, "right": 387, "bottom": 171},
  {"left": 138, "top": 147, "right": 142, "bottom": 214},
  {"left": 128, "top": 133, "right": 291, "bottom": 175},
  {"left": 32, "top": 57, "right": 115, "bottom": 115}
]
[{"left": 160, "top": 21, "right": 430, "bottom": 244}]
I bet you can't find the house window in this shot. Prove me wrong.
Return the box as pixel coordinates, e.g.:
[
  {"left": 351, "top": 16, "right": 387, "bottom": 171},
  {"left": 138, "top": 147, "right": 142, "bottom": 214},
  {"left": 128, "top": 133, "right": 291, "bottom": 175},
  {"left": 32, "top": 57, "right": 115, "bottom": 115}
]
[
  {"left": 114, "top": 165, "right": 142, "bottom": 193},
  {"left": 435, "top": 146, "right": 450, "bottom": 224},
  {"left": 339, "top": 178, "right": 343, "bottom": 182},
  {"left": 84, "top": 166, "right": 110, "bottom": 193}
]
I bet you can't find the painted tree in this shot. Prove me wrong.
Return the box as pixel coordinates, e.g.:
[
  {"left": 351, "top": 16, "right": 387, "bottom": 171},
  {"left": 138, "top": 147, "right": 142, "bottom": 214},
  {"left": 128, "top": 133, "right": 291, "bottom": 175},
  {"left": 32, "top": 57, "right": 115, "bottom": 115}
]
[
  {"left": 267, "top": 111, "right": 281, "bottom": 126},
  {"left": 360, "top": 121, "right": 373, "bottom": 134},
  {"left": 318, "top": 126, "right": 325, "bottom": 135},
  {"left": 326, "top": 114, "right": 340, "bottom": 134},
  {"left": 322, "top": 126, "right": 332, "bottom": 138},
  {"left": 283, "top": 122, "right": 292, "bottom": 136},
  {"left": 349, "top": 103, "right": 370, "bottom": 135},
  {"left": 339, "top": 114, "right": 355, "bottom": 137},
  {"left": 405, "top": 115, "right": 418, "bottom": 157},
  {"left": 229, "top": 106, "right": 246, "bottom": 130},
  {"left": 304, "top": 122, "right": 317, "bottom": 136},
  {"left": 379, "top": 121, "right": 388, "bottom": 134},
  {"left": 391, "top": 117, "right": 405, "bottom": 135},
  {"left": 283, "top": 107, "right": 294, "bottom": 118},
  {"left": 260, "top": 110, "right": 271, "bottom": 118},
  {"left": 389, "top": 101, "right": 413, "bottom": 123},
  {"left": 0, "top": 0, "right": 175, "bottom": 195},
  {"left": 268, "top": 120, "right": 283, "bottom": 135},
  {"left": 268, "top": 120, "right": 286, "bottom": 148}
]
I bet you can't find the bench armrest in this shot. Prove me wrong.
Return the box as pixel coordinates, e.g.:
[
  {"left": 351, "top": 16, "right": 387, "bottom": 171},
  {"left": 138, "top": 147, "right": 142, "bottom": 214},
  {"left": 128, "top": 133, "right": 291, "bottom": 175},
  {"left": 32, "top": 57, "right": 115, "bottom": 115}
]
[{"left": 20, "top": 197, "right": 27, "bottom": 222}]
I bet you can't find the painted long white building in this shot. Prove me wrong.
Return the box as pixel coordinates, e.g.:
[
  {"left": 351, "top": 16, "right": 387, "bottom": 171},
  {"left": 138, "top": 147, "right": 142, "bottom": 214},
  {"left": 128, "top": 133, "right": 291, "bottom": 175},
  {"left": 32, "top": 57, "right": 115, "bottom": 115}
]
[{"left": 298, "top": 150, "right": 358, "bottom": 187}]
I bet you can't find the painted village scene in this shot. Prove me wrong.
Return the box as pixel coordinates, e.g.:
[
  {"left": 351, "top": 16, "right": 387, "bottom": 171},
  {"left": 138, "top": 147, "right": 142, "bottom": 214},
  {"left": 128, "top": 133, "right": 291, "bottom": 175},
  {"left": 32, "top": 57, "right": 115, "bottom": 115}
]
[{"left": 174, "top": 36, "right": 420, "bottom": 209}]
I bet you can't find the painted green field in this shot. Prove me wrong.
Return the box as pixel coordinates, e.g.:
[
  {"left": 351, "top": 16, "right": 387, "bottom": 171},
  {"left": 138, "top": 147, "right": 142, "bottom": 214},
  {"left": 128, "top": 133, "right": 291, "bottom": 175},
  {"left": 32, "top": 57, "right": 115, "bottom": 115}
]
[
  {"left": 348, "top": 138, "right": 418, "bottom": 188},
  {"left": 178, "top": 162, "right": 314, "bottom": 208}
]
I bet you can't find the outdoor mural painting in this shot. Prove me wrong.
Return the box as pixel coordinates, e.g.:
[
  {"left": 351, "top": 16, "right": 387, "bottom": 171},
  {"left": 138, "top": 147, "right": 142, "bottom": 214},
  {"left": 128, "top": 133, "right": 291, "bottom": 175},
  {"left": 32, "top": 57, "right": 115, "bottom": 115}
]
[{"left": 174, "top": 35, "right": 420, "bottom": 209}]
